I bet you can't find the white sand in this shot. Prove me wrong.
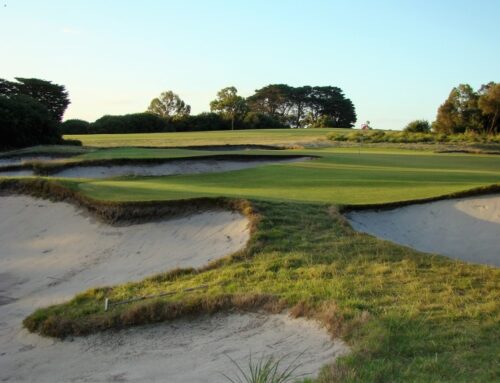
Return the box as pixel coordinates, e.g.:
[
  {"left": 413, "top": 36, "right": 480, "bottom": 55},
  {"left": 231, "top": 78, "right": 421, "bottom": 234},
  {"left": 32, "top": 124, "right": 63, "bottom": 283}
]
[
  {"left": 0, "top": 196, "right": 346, "bottom": 381},
  {"left": 0, "top": 156, "right": 55, "bottom": 168},
  {"left": 0, "top": 169, "right": 34, "bottom": 177},
  {"left": 347, "top": 194, "right": 500, "bottom": 267},
  {"left": 52, "top": 157, "right": 309, "bottom": 179},
  {"left": 1, "top": 313, "right": 347, "bottom": 383}
]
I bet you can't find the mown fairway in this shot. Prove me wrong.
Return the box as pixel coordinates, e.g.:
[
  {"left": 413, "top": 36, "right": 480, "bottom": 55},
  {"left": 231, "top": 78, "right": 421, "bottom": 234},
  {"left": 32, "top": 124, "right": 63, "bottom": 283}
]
[
  {"left": 62, "top": 147, "right": 500, "bottom": 205},
  {"left": 3, "top": 138, "right": 499, "bottom": 383},
  {"left": 64, "top": 128, "right": 350, "bottom": 147}
]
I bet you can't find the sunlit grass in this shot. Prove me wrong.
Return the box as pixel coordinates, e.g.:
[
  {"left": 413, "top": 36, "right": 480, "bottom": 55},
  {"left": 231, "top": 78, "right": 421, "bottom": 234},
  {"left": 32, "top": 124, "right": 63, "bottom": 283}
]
[
  {"left": 71, "top": 150, "right": 500, "bottom": 204},
  {"left": 25, "top": 200, "right": 500, "bottom": 382},
  {"left": 4, "top": 139, "right": 499, "bottom": 382},
  {"left": 65, "top": 128, "right": 346, "bottom": 147}
]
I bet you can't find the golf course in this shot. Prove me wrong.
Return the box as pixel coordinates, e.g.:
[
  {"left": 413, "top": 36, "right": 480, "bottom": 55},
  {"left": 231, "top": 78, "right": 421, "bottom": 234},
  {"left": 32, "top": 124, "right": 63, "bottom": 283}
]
[
  {"left": 2, "top": 2, "right": 500, "bottom": 381},
  {"left": 0, "top": 128, "right": 499, "bottom": 382}
]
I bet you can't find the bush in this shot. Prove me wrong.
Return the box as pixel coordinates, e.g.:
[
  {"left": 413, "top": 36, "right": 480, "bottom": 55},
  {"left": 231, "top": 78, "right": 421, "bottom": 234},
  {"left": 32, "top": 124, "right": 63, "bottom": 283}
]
[
  {"left": 90, "top": 113, "right": 172, "bottom": 134},
  {"left": 404, "top": 120, "right": 431, "bottom": 133},
  {"left": 172, "top": 113, "right": 230, "bottom": 132},
  {"left": 73, "top": 111, "right": 289, "bottom": 134},
  {"left": 59, "top": 119, "right": 90, "bottom": 135},
  {"left": 242, "top": 112, "right": 287, "bottom": 130},
  {"left": 0, "top": 95, "right": 61, "bottom": 149},
  {"left": 61, "top": 139, "right": 83, "bottom": 146},
  {"left": 327, "top": 130, "right": 500, "bottom": 144}
]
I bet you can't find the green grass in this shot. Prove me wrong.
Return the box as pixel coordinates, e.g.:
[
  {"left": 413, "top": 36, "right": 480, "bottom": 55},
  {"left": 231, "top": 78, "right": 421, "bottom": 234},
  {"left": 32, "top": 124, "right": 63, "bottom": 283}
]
[
  {"left": 75, "top": 146, "right": 215, "bottom": 160},
  {"left": 3, "top": 139, "right": 499, "bottom": 382},
  {"left": 64, "top": 128, "right": 348, "bottom": 147},
  {"left": 69, "top": 148, "right": 500, "bottom": 205},
  {"left": 328, "top": 130, "right": 500, "bottom": 145},
  {"left": 24, "top": 198, "right": 500, "bottom": 382},
  {"left": 0, "top": 144, "right": 92, "bottom": 157}
]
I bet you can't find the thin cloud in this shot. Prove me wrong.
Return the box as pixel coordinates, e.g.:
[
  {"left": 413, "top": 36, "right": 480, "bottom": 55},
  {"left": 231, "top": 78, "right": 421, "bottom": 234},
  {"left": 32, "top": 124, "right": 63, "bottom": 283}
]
[{"left": 61, "top": 27, "right": 81, "bottom": 35}]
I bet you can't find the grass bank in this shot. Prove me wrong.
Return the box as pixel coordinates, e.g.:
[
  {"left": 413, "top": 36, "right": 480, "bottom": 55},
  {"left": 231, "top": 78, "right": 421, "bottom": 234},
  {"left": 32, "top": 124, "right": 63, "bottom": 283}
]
[
  {"left": 64, "top": 128, "right": 347, "bottom": 148},
  {"left": 69, "top": 148, "right": 500, "bottom": 205},
  {"left": 16, "top": 180, "right": 499, "bottom": 382},
  {"left": 1, "top": 142, "right": 499, "bottom": 382},
  {"left": 328, "top": 130, "right": 500, "bottom": 146}
]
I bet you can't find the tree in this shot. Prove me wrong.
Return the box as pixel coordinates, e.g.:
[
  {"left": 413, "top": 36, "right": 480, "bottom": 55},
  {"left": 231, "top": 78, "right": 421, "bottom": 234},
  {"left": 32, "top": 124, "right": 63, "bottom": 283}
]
[
  {"left": 478, "top": 82, "right": 500, "bottom": 134},
  {"left": 147, "top": 90, "right": 191, "bottom": 119},
  {"left": 247, "top": 84, "right": 356, "bottom": 128},
  {"left": 404, "top": 120, "right": 431, "bottom": 133},
  {"left": 433, "top": 84, "right": 484, "bottom": 134},
  {"left": 247, "top": 84, "right": 294, "bottom": 119},
  {"left": 5, "top": 78, "right": 70, "bottom": 121},
  {"left": 0, "top": 78, "right": 18, "bottom": 97},
  {"left": 305, "top": 86, "right": 356, "bottom": 128},
  {"left": 0, "top": 95, "right": 61, "bottom": 149},
  {"left": 210, "top": 87, "right": 247, "bottom": 130}
]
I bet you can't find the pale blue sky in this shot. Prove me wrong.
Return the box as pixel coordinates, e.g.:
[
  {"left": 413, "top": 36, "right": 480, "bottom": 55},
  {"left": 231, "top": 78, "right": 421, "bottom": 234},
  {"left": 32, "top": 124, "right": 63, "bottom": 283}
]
[{"left": 1, "top": 0, "right": 498, "bottom": 129}]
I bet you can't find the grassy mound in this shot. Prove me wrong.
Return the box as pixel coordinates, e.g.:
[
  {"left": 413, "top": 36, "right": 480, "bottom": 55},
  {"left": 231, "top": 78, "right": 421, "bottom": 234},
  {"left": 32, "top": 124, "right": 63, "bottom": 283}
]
[
  {"left": 9, "top": 180, "right": 497, "bottom": 382},
  {"left": 1, "top": 142, "right": 499, "bottom": 382}
]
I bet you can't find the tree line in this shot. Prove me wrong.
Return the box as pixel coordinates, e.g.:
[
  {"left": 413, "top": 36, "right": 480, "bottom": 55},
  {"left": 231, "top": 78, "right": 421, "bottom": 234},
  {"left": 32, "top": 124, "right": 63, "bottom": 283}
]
[
  {"left": 61, "top": 84, "right": 357, "bottom": 134},
  {"left": 403, "top": 82, "right": 500, "bottom": 134},
  {"left": 0, "top": 78, "right": 70, "bottom": 149}
]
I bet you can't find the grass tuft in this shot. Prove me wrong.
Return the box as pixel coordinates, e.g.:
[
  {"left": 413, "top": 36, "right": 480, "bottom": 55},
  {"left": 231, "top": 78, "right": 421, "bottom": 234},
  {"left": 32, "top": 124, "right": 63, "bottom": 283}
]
[{"left": 222, "top": 352, "right": 305, "bottom": 383}]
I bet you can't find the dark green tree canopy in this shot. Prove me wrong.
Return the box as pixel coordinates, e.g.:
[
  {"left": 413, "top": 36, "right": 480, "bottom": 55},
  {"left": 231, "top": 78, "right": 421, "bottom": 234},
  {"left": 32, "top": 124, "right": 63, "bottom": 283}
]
[
  {"left": 59, "top": 119, "right": 90, "bottom": 135},
  {"left": 147, "top": 90, "right": 191, "bottom": 119},
  {"left": 247, "top": 84, "right": 294, "bottom": 119},
  {"left": 91, "top": 113, "right": 172, "bottom": 134},
  {"left": 0, "top": 78, "right": 70, "bottom": 121},
  {"left": 247, "top": 84, "right": 356, "bottom": 128},
  {"left": 0, "top": 95, "right": 61, "bottom": 149}
]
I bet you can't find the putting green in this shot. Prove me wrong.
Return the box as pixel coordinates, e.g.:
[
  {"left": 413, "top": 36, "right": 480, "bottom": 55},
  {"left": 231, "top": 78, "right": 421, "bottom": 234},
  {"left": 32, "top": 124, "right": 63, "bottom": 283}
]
[{"left": 64, "top": 148, "right": 500, "bottom": 204}]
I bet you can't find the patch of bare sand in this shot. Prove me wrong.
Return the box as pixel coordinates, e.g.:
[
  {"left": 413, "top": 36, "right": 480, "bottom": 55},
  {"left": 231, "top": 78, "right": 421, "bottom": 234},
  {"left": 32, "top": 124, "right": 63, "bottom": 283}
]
[
  {"left": 0, "top": 156, "right": 55, "bottom": 168},
  {"left": 0, "top": 196, "right": 347, "bottom": 382},
  {"left": 51, "top": 157, "right": 310, "bottom": 179},
  {"left": 0, "top": 169, "right": 34, "bottom": 176},
  {"left": 347, "top": 194, "right": 500, "bottom": 267},
  {"left": 3, "top": 313, "right": 347, "bottom": 383}
]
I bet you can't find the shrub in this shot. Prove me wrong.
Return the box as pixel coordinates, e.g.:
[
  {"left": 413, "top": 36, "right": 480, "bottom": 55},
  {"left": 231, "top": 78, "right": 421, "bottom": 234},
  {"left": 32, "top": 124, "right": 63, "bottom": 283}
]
[
  {"left": 404, "top": 120, "right": 431, "bottom": 133},
  {"left": 90, "top": 113, "right": 172, "bottom": 134},
  {"left": 59, "top": 119, "right": 90, "bottom": 135},
  {"left": 61, "top": 139, "right": 83, "bottom": 146},
  {"left": 242, "top": 112, "right": 287, "bottom": 130},
  {"left": 327, "top": 130, "right": 500, "bottom": 144},
  {"left": 172, "top": 113, "right": 230, "bottom": 132}
]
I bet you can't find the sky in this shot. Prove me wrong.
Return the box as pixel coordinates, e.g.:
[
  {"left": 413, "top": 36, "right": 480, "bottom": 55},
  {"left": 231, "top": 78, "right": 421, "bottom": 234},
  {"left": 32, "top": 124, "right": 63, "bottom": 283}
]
[{"left": 1, "top": 0, "right": 499, "bottom": 130}]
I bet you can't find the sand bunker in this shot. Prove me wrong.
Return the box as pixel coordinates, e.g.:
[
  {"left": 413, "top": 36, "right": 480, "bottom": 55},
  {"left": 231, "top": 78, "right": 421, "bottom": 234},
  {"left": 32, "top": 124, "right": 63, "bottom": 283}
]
[
  {"left": 0, "top": 156, "right": 311, "bottom": 179},
  {"left": 51, "top": 157, "right": 309, "bottom": 179},
  {"left": 0, "top": 169, "right": 34, "bottom": 177},
  {"left": 347, "top": 194, "right": 500, "bottom": 267},
  {"left": 0, "top": 156, "right": 55, "bottom": 168},
  {"left": 0, "top": 156, "right": 58, "bottom": 177},
  {"left": 0, "top": 196, "right": 346, "bottom": 381},
  {"left": 2, "top": 313, "right": 347, "bottom": 382}
]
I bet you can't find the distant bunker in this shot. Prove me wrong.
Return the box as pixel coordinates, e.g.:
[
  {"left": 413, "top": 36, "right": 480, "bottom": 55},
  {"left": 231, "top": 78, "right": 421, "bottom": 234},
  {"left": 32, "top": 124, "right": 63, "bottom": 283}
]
[{"left": 0, "top": 155, "right": 313, "bottom": 179}]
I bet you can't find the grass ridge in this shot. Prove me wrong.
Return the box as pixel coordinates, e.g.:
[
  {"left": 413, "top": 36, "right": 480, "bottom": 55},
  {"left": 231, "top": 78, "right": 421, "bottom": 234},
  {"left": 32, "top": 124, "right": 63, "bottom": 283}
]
[{"left": 2, "top": 177, "right": 499, "bottom": 382}]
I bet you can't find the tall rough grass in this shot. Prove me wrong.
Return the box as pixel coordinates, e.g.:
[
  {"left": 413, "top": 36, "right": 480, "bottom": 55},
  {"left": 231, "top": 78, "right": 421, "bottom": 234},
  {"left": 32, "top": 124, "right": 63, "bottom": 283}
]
[{"left": 328, "top": 130, "right": 500, "bottom": 144}]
